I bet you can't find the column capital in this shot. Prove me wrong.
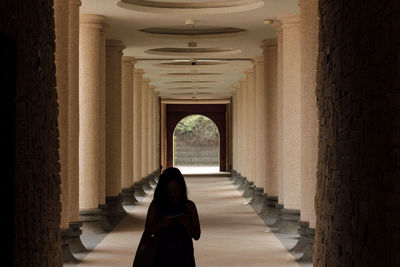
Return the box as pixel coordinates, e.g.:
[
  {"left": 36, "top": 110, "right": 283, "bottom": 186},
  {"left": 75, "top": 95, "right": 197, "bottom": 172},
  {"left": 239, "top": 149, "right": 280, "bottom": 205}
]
[
  {"left": 277, "top": 13, "right": 301, "bottom": 27},
  {"left": 80, "top": 14, "right": 109, "bottom": 30},
  {"left": 106, "top": 39, "right": 126, "bottom": 53},
  {"left": 244, "top": 68, "right": 254, "bottom": 75},
  {"left": 134, "top": 68, "right": 144, "bottom": 75},
  {"left": 122, "top": 56, "right": 136, "bottom": 65},
  {"left": 253, "top": 55, "right": 264, "bottom": 65},
  {"left": 261, "top": 38, "right": 277, "bottom": 49},
  {"left": 69, "top": 0, "right": 82, "bottom": 7},
  {"left": 271, "top": 21, "right": 282, "bottom": 32},
  {"left": 149, "top": 85, "right": 156, "bottom": 90},
  {"left": 142, "top": 78, "right": 151, "bottom": 83}
]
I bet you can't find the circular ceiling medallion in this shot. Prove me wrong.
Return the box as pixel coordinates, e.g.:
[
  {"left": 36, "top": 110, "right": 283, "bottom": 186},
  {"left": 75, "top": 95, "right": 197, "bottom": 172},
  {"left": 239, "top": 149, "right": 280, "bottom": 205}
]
[
  {"left": 154, "top": 60, "right": 227, "bottom": 68},
  {"left": 145, "top": 47, "right": 241, "bottom": 56},
  {"left": 165, "top": 80, "right": 221, "bottom": 84},
  {"left": 162, "top": 72, "right": 223, "bottom": 77},
  {"left": 139, "top": 26, "right": 246, "bottom": 38},
  {"left": 167, "top": 86, "right": 211, "bottom": 90},
  {"left": 117, "top": 0, "right": 264, "bottom": 14}
]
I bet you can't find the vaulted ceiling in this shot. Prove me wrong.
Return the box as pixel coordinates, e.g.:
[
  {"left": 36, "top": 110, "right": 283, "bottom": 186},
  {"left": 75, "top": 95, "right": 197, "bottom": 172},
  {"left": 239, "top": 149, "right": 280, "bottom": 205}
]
[{"left": 81, "top": 0, "right": 299, "bottom": 99}]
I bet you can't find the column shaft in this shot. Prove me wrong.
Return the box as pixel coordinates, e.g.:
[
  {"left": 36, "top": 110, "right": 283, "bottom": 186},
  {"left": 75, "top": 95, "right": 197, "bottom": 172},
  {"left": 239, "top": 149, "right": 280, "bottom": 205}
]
[
  {"left": 133, "top": 70, "right": 143, "bottom": 182},
  {"left": 279, "top": 14, "right": 302, "bottom": 210},
  {"left": 246, "top": 69, "right": 256, "bottom": 184},
  {"left": 262, "top": 38, "right": 279, "bottom": 197},
  {"left": 254, "top": 57, "right": 266, "bottom": 190},
  {"left": 141, "top": 79, "right": 150, "bottom": 178},
  {"left": 121, "top": 57, "right": 135, "bottom": 189},
  {"left": 55, "top": 0, "right": 70, "bottom": 229},
  {"left": 105, "top": 39, "right": 125, "bottom": 197},
  {"left": 79, "top": 14, "right": 107, "bottom": 210},
  {"left": 299, "top": 0, "right": 319, "bottom": 228},
  {"left": 239, "top": 79, "right": 248, "bottom": 177},
  {"left": 67, "top": 0, "right": 81, "bottom": 224}
]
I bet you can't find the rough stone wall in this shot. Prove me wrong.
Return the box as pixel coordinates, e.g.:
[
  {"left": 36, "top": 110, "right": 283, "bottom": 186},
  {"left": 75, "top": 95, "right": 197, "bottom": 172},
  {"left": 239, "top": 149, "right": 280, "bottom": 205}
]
[
  {"left": 315, "top": 0, "right": 400, "bottom": 266},
  {"left": 0, "top": 1, "right": 62, "bottom": 266}
]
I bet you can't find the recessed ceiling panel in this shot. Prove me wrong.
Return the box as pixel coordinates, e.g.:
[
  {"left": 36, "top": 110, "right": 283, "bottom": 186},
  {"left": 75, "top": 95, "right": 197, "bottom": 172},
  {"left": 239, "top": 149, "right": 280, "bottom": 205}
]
[
  {"left": 117, "top": 0, "right": 264, "bottom": 14},
  {"left": 145, "top": 47, "right": 241, "bottom": 56},
  {"left": 139, "top": 26, "right": 246, "bottom": 38}
]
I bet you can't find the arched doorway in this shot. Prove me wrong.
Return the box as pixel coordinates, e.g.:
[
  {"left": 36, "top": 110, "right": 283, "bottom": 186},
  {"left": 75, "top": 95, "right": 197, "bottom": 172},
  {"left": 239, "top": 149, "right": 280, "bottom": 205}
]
[
  {"left": 173, "top": 115, "right": 220, "bottom": 172},
  {"left": 165, "top": 104, "right": 228, "bottom": 171}
]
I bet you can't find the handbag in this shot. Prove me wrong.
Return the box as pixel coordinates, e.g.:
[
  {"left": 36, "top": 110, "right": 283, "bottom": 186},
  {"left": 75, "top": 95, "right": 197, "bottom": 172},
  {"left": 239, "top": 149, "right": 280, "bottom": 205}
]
[{"left": 133, "top": 231, "right": 160, "bottom": 267}]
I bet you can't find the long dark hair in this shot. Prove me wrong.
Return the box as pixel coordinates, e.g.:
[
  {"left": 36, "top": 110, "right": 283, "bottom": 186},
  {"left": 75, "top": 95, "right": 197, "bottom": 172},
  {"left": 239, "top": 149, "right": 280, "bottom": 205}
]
[{"left": 153, "top": 167, "right": 188, "bottom": 209}]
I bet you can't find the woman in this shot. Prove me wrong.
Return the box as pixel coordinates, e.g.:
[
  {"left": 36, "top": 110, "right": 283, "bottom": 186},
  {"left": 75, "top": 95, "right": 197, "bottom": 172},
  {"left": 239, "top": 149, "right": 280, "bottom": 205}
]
[{"left": 144, "top": 167, "right": 201, "bottom": 267}]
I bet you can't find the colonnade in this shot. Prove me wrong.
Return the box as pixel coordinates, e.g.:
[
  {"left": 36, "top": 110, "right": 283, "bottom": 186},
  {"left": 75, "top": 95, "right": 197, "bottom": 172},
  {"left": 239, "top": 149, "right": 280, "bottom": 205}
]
[
  {"left": 231, "top": 0, "right": 318, "bottom": 261},
  {"left": 53, "top": 3, "right": 160, "bottom": 261}
]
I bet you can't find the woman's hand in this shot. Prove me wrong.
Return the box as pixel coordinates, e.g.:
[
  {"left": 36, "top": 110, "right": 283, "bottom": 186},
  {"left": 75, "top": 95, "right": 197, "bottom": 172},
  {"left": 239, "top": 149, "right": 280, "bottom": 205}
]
[{"left": 157, "top": 216, "right": 172, "bottom": 230}]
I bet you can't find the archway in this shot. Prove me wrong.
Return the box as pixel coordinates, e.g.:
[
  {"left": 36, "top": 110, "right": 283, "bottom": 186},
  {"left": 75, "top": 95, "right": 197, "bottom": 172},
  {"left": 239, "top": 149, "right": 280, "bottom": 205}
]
[
  {"left": 173, "top": 115, "right": 220, "bottom": 173},
  {"left": 165, "top": 104, "right": 228, "bottom": 171}
]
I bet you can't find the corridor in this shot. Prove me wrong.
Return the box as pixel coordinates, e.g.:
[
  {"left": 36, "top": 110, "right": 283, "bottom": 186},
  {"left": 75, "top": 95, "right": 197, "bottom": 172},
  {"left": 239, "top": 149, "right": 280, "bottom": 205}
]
[{"left": 71, "top": 176, "right": 301, "bottom": 267}]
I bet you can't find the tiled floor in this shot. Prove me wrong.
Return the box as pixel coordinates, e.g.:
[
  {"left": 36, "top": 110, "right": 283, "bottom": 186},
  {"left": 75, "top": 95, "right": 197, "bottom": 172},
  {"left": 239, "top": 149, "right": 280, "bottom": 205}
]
[{"left": 73, "top": 176, "right": 300, "bottom": 266}]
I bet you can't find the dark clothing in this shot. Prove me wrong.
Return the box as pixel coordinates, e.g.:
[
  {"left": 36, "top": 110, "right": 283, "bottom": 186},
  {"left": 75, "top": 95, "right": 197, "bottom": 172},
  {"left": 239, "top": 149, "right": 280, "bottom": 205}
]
[{"left": 153, "top": 201, "right": 195, "bottom": 267}]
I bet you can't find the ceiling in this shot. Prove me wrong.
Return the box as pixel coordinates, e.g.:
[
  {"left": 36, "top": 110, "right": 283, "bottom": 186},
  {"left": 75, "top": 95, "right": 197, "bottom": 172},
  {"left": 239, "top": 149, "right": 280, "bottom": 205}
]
[{"left": 80, "top": 0, "right": 299, "bottom": 99}]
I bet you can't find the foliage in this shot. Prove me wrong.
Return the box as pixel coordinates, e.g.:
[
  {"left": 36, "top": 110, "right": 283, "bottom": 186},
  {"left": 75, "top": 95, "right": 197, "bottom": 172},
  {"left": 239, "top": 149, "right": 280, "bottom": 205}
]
[{"left": 174, "top": 115, "right": 219, "bottom": 146}]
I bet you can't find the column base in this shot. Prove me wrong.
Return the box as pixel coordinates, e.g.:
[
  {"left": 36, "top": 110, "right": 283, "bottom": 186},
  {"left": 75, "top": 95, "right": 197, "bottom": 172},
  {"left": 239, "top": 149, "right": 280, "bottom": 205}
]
[
  {"left": 69, "top": 221, "right": 87, "bottom": 253},
  {"left": 233, "top": 174, "right": 244, "bottom": 186},
  {"left": 133, "top": 182, "right": 147, "bottom": 197},
  {"left": 121, "top": 186, "right": 139, "bottom": 205},
  {"left": 291, "top": 221, "right": 315, "bottom": 262},
  {"left": 80, "top": 208, "right": 111, "bottom": 234},
  {"left": 271, "top": 208, "right": 300, "bottom": 235},
  {"left": 237, "top": 177, "right": 249, "bottom": 190},
  {"left": 250, "top": 187, "right": 265, "bottom": 204},
  {"left": 243, "top": 181, "right": 255, "bottom": 198},
  {"left": 266, "top": 203, "right": 283, "bottom": 226},
  {"left": 61, "top": 228, "right": 79, "bottom": 263},
  {"left": 106, "top": 195, "right": 127, "bottom": 226},
  {"left": 142, "top": 176, "right": 153, "bottom": 191}
]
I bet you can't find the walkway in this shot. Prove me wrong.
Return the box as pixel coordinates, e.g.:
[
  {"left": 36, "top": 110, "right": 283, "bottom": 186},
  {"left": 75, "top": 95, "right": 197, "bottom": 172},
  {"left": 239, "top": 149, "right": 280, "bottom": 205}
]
[{"left": 75, "top": 176, "right": 300, "bottom": 266}]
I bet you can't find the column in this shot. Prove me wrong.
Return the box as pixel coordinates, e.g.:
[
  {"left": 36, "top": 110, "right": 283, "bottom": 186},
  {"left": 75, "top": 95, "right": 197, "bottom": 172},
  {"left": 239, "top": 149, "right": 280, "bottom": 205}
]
[
  {"left": 262, "top": 38, "right": 279, "bottom": 206},
  {"left": 98, "top": 24, "right": 108, "bottom": 214},
  {"left": 55, "top": 0, "right": 75, "bottom": 261},
  {"left": 231, "top": 90, "right": 238, "bottom": 173},
  {"left": 236, "top": 86, "right": 242, "bottom": 176},
  {"left": 239, "top": 78, "right": 248, "bottom": 178},
  {"left": 67, "top": 0, "right": 86, "bottom": 253},
  {"left": 278, "top": 13, "right": 302, "bottom": 233},
  {"left": 148, "top": 86, "right": 155, "bottom": 175},
  {"left": 245, "top": 68, "right": 256, "bottom": 185},
  {"left": 295, "top": 0, "right": 319, "bottom": 261},
  {"left": 254, "top": 56, "right": 266, "bottom": 193},
  {"left": 141, "top": 79, "right": 150, "bottom": 179},
  {"left": 133, "top": 69, "right": 146, "bottom": 196},
  {"left": 121, "top": 56, "right": 137, "bottom": 205},
  {"left": 273, "top": 22, "right": 285, "bottom": 208},
  {"left": 153, "top": 91, "right": 160, "bottom": 174},
  {"left": 105, "top": 39, "right": 126, "bottom": 222},
  {"left": 79, "top": 14, "right": 108, "bottom": 232}
]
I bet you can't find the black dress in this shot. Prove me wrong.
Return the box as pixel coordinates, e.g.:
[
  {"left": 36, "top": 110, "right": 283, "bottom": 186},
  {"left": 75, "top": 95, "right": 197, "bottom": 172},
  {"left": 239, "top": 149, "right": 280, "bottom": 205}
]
[{"left": 153, "top": 201, "right": 196, "bottom": 267}]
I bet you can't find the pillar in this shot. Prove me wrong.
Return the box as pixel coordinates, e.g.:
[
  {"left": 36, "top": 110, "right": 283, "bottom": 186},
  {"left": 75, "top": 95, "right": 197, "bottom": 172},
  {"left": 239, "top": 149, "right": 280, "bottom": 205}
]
[
  {"left": 262, "top": 38, "right": 279, "bottom": 202},
  {"left": 239, "top": 78, "right": 248, "bottom": 178},
  {"left": 273, "top": 22, "right": 285, "bottom": 208},
  {"left": 55, "top": 0, "right": 76, "bottom": 262},
  {"left": 148, "top": 86, "right": 155, "bottom": 175},
  {"left": 299, "top": 0, "right": 319, "bottom": 230},
  {"left": 105, "top": 39, "right": 126, "bottom": 223},
  {"left": 291, "top": 0, "right": 319, "bottom": 261},
  {"left": 141, "top": 78, "right": 150, "bottom": 179},
  {"left": 231, "top": 90, "right": 238, "bottom": 172},
  {"left": 254, "top": 56, "right": 266, "bottom": 192},
  {"left": 273, "top": 14, "right": 302, "bottom": 234},
  {"left": 246, "top": 68, "right": 256, "bottom": 185},
  {"left": 67, "top": 0, "right": 86, "bottom": 253},
  {"left": 79, "top": 14, "right": 109, "bottom": 233},
  {"left": 153, "top": 91, "right": 160, "bottom": 174},
  {"left": 121, "top": 56, "right": 137, "bottom": 205},
  {"left": 133, "top": 69, "right": 146, "bottom": 196}
]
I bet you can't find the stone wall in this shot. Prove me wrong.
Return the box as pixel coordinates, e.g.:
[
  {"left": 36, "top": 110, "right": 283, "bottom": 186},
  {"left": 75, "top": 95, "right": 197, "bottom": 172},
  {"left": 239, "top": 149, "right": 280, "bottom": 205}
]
[
  {"left": 0, "top": 1, "right": 62, "bottom": 266},
  {"left": 315, "top": 0, "right": 400, "bottom": 266}
]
